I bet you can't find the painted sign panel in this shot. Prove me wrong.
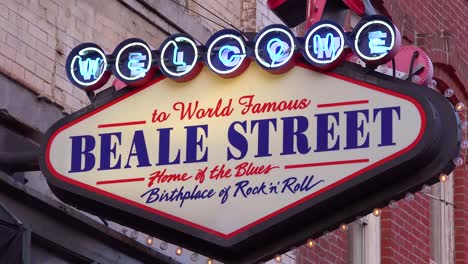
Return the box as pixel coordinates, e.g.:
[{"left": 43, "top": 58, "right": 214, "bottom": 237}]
[{"left": 41, "top": 62, "right": 459, "bottom": 263}]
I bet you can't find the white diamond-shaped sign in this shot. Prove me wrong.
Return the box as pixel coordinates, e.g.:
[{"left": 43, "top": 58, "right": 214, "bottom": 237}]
[{"left": 41, "top": 63, "right": 458, "bottom": 263}]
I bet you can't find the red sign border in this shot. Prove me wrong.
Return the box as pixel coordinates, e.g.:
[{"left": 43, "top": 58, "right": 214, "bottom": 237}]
[{"left": 44, "top": 61, "right": 426, "bottom": 239}]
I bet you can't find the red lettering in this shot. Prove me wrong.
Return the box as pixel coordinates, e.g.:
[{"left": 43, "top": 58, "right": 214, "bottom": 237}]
[
  {"left": 173, "top": 99, "right": 234, "bottom": 120},
  {"left": 234, "top": 162, "right": 280, "bottom": 177},
  {"left": 209, "top": 164, "right": 232, "bottom": 180},
  {"left": 151, "top": 109, "right": 170, "bottom": 123},
  {"left": 148, "top": 169, "right": 192, "bottom": 186},
  {"left": 238, "top": 95, "right": 311, "bottom": 115}
]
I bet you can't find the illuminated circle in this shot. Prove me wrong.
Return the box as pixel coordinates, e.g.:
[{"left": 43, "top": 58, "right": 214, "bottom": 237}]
[
  {"left": 66, "top": 43, "right": 110, "bottom": 91},
  {"left": 113, "top": 38, "right": 153, "bottom": 84},
  {"left": 254, "top": 24, "right": 296, "bottom": 72},
  {"left": 205, "top": 29, "right": 249, "bottom": 78},
  {"left": 352, "top": 16, "right": 397, "bottom": 62},
  {"left": 303, "top": 21, "right": 345, "bottom": 67},
  {"left": 159, "top": 34, "right": 201, "bottom": 81}
]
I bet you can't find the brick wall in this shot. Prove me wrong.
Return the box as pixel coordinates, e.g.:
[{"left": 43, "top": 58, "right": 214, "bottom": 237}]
[
  {"left": 255, "top": 0, "right": 284, "bottom": 30},
  {"left": 296, "top": 231, "right": 348, "bottom": 264},
  {"left": 0, "top": 0, "right": 288, "bottom": 113},
  {"left": 378, "top": 1, "right": 467, "bottom": 263},
  {"left": 296, "top": 0, "right": 467, "bottom": 263},
  {"left": 184, "top": 0, "right": 290, "bottom": 33},
  {"left": 0, "top": 0, "right": 169, "bottom": 112},
  {"left": 186, "top": 0, "right": 242, "bottom": 33},
  {"left": 377, "top": 0, "right": 467, "bottom": 90},
  {"left": 381, "top": 194, "right": 432, "bottom": 264}
]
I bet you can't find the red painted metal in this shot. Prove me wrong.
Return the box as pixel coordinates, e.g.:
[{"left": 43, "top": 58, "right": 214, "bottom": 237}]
[
  {"left": 306, "top": 0, "right": 327, "bottom": 27},
  {"left": 342, "top": 0, "right": 365, "bottom": 16}
]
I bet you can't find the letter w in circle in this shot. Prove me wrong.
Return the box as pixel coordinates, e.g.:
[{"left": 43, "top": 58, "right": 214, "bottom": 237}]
[{"left": 313, "top": 33, "right": 341, "bottom": 60}]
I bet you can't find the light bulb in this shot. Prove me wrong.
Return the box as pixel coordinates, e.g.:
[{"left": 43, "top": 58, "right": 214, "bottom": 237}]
[
  {"left": 175, "top": 247, "right": 183, "bottom": 256},
  {"left": 306, "top": 239, "right": 316, "bottom": 248},
  {"left": 389, "top": 200, "right": 398, "bottom": 209},
  {"left": 130, "top": 230, "right": 139, "bottom": 239},
  {"left": 461, "top": 121, "right": 468, "bottom": 132},
  {"left": 461, "top": 140, "right": 468, "bottom": 150},
  {"left": 274, "top": 255, "right": 282, "bottom": 263},
  {"left": 373, "top": 208, "right": 381, "bottom": 217},
  {"left": 453, "top": 157, "right": 464, "bottom": 167},
  {"left": 146, "top": 236, "right": 154, "bottom": 245},
  {"left": 455, "top": 102, "right": 465, "bottom": 112},
  {"left": 421, "top": 184, "right": 431, "bottom": 194},
  {"left": 340, "top": 223, "right": 348, "bottom": 231},
  {"left": 439, "top": 173, "right": 448, "bottom": 183},
  {"left": 411, "top": 75, "right": 420, "bottom": 83},
  {"left": 207, "top": 259, "right": 214, "bottom": 264},
  {"left": 160, "top": 241, "right": 168, "bottom": 250},
  {"left": 444, "top": 88, "right": 454, "bottom": 97},
  {"left": 190, "top": 253, "right": 198, "bottom": 262},
  {"left": 405, "top": 193, "right": 415, "bottom": 201}
]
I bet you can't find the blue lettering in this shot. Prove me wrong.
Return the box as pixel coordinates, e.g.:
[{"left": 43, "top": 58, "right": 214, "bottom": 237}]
[
  {"left": 344, "top": 110, "right": 370, "bottom": 150},
  {"left": 251, "top": 118, "right": 277, "bottom": 157},
  {"left": 124, "top": 130, "right": 151, "bottom": 168},
  {"left": 233, "top": 180, "right": 268, "bottom": 198},
  {"left": 315, "top": 112, "right": 340, "bottom": 152},
  {"left": 227, "top": 121, "right": 248, "bottom": 160},
  {"left": 281, "top": 176, "right": 324, "bottom": 193},
  {"left": 374, "top": 107, "right": 401, "bottom": 146},
  {"left": 170, "top": 41, "right": 190, "bottom": 72},
  {"left": 98, "top": 132, "right": 122, "bottom": 171},
  {"left": 219, "top": 45, "right": 243, "bottom": 67},
  {"left": 313, "top": 33, "right": 340, "bottom": 60},
  {"left": 141, "top": 188, "right": 160, "bottom": 203},
  {"left": 280, "top": 116, "right": 311, "bottom": 155},
  {"left": 266, "top": 38, "right": 289, "bottom": 66},
  {"left": 184, "top": 124, "right": 208, "bottom": 163},
  {"left": 156, "top": 128, "right": 181, "bottom": 166},
  {"left": 69, "top": 135, "right": 96, "bottom": 173},
  {"left": 128, "top": 52, "right": 147, "bottom": 77},
  {"left": 77, "top": 56, "right": 104, "bottom": 80},
  {"left": 368, "top": 31, "right": 390, "bottom": 55},
  {"left": 141, "top": 186, "right": 216, "bottom": 208}
]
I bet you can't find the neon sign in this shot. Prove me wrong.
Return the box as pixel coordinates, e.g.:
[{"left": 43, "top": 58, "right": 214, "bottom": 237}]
[
  {"left": 112, "top": 38, "right": 154, "bottom": 86},
  {"left": 159, "top": 34, "right": 201, "bottom": 81},
  {"left": 51, "top": 14, "right": 461, "bottom": 264},
  {"left": 44, "top": 63, "right": 460, "bottom": 263},
  {"left": 128, "top": 52, "right": 147, "bottom": 77},
  {"left": 66, "top": 43, "right": 110, "bottom": 91},
  {"left": 368, "top": 31, "right": 390, "bottom": 54},
  {"left": 218, "top": 45, "right": 243, "bottom": 67},
  {"left": 65, "top": 16, "right": 401, "bottom": 90},
  {"left": 205, "top": 29, "right": 249, "bottom": 78},
  {"left": 352, "top": 15, "right": 400, "bottom": 65},
  {"left": 77, "top": 56, "right": 104, "bottom": 80},
  {"left": 254, "top": 25, "right": 296, "bottom": 73},
  {"left": 303, "top": 20, "right": 345, "bottom": 69}
]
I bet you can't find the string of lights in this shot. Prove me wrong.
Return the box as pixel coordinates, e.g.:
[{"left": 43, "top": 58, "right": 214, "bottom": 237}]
[{"left": 136, "top": 169, "right": 463, "bottom": 264}]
